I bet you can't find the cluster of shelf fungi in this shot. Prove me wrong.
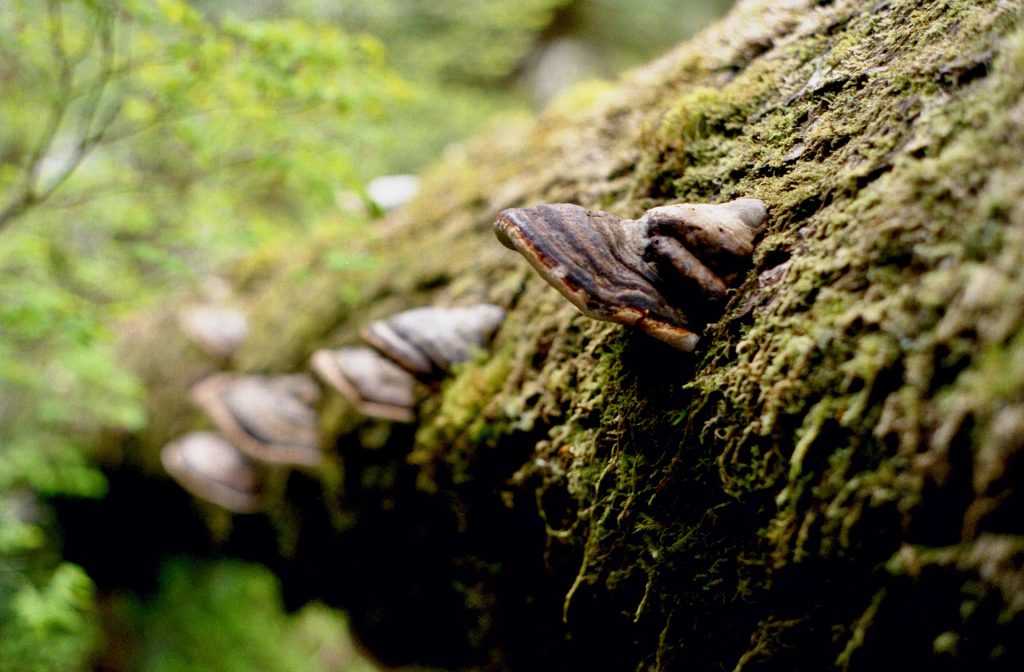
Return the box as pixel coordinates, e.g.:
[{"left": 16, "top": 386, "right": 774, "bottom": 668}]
[
  {"left": 162, "top": 304, "right": 507, "bottom": 513},
  {"left": 162, "top": 196, "right": 768, "bottom": 518}
]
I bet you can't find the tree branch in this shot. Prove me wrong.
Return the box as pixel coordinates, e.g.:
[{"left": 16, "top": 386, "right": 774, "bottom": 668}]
[
  {"left": 0, "top": 1, "right": 120, "bottom": 232},
  {"left": 27, "top": 11, "right": 121, "bottom": 211},
  {"left": 0, "top": 2, "right": 75, "bottom": 230}
]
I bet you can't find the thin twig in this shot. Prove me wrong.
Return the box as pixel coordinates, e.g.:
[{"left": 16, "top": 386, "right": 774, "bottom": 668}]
[{"left": 0, "top": 1, "right": 77, "bottom": 229}]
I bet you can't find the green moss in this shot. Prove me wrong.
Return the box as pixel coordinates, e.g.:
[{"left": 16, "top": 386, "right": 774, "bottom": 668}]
[
  {"left": 399, "top": 0, "right": 1024, "bottom": 667},
  {"left": 113, "top": 0, "right": 1024, "bottom": 668}
]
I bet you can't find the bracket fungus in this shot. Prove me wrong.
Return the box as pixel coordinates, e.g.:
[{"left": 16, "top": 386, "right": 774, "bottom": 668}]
[
  {"left": 311, "top": 346, "right": 417, "bottom": 423},
  {"left": 190, "top": 373, "right": 323, "bottom": 468},
  {"left": 160, "top": 431, "right": 263, "bottom": 513},
  {"left": 361, "top": 304, "right": 506, "bottom": 378},
  {"left": 494, "top": 198, "right": 768, "bottom": 350},
  {"left": 177, "top": 304, "right": 249, "bottom": 359}
]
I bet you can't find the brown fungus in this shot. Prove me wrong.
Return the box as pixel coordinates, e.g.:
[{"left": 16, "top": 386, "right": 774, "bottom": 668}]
[
  {"left": 310, "top": 346, "right": 417, "bottom": 423},
  {"left": 494, "top": 198, "right": 768, "bottom": 350},
  {"left": 190, "top": 373, "right": 323, "bottom": 467},
  {"left": 177, "top": 304, "right": 249, "bottom": 359},
  {"left": 160, "top": 431, "right": 263, "bottom": 513},
  {"left": 361, "top": 304, "right": 506, "bottom": 378}
]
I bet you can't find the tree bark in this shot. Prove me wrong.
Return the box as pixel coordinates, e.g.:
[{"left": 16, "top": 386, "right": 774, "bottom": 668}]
[{"left": 95, "top": 0, "right": 1024, "bottom": 669}]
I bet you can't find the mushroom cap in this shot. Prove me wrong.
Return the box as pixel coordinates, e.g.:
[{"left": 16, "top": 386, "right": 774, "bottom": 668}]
[
  {"left": 360, "top": 304, "right": 506, "bottom": 377},
  {"left": 177, "top": 305, "right": 249, "bottom": 359},
  {"left": 640, "top": 198, "right": 768, "bottom": 279},
  {"left": 495, "top": 203, "right": 700, "bottom": 351},
  {"left": 494, "top": 199, "right": 768, "bottom": 351},
  {"left": 272, "top": 372, "right": 322, "bottom": 406},
  {"left": 311, "top": 347, "right": 417, "bottom": 423},
  {"left": 190, "top": 373, "right": 323, "bottom": 467},
  {"left": 160, "top": 431, "right": 263, "bottom": 513}
]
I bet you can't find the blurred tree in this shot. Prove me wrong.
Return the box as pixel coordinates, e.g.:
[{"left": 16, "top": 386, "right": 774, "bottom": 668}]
[
  {"left": 0, "top": 2, "right": 401, "bottom": 669},
  {"left": 195, "top": 0, "right": 735, "bottom": 171},
  {"left": 547, "top": 0, "right": 734, "bottom": 69},
  {"left": 0, "top": 0, "right": 400, "bottom": 493}
]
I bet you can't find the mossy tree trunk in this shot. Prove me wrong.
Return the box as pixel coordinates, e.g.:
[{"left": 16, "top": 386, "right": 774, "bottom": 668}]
[{"left": 85, "top": 0, "right": 1024, "bottom": 669}]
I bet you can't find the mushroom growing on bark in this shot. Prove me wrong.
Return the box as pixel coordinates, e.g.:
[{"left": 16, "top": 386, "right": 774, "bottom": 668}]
[
  {"left": 160, "top": 431, "right": 263, "bottom": 513},
  {"left": 361, "top": 304, "right": 506, "bottom": 378},
  {"left": 311, "top": 346, "right": 417, "bottom": 423},
  {"left": 177, "top": 304, "right": 249, "bottom": 359},
  {"left": 494, "top": 198, "right": 768, "bottom": 350},
  {"left": 190, "top": 373, "right": 323, "bottom": 467}
]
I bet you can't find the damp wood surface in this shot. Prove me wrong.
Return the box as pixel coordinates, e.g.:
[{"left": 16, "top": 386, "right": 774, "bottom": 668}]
[{"left": 101, "top": 0, "right": 1024, "bottom": 669}]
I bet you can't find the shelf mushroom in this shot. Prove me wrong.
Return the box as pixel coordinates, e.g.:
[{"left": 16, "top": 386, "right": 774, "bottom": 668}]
[
  {"left": 177, "top": 304, "right": 249, "bottom": 359},
  {"left": 494, "top": 198, "right": 768, "bottom": 351},
  {"left": 160, "top": 431, "right": 263, "bottom": 513},
  {"left": 190, "top": 373, "right": 323, "bottom": 467},
  {"left": 360, "top": 304, "right": 506, "bottom": 378},
  {"left": 310, "top": 346, "right": 417, "bottom": 423}
]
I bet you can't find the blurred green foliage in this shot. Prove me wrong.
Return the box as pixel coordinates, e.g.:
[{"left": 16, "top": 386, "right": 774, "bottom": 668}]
[
  {"left": 0, "top": 0, "right": 401, "bottom": 497},
  {"left": 132, "top": 559, "right": 376, "bottom": 672},
  {"left": 0, "top": 561, "right": 99, "bottom": 672},
  {"left": 329, "top": 0, "right": 732, "bottom": 78},
  {"left": 194, "top": 0, "right": 734, "bottom": 173},
  {"left": 0, "top": 0, "right": 731, "bottom": 669},
  {"left": 317, "top": 0, "right": 570, "bottom": 84},
  {"left": 1, "top": 1, "right": 401, "bottom": 669}
]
